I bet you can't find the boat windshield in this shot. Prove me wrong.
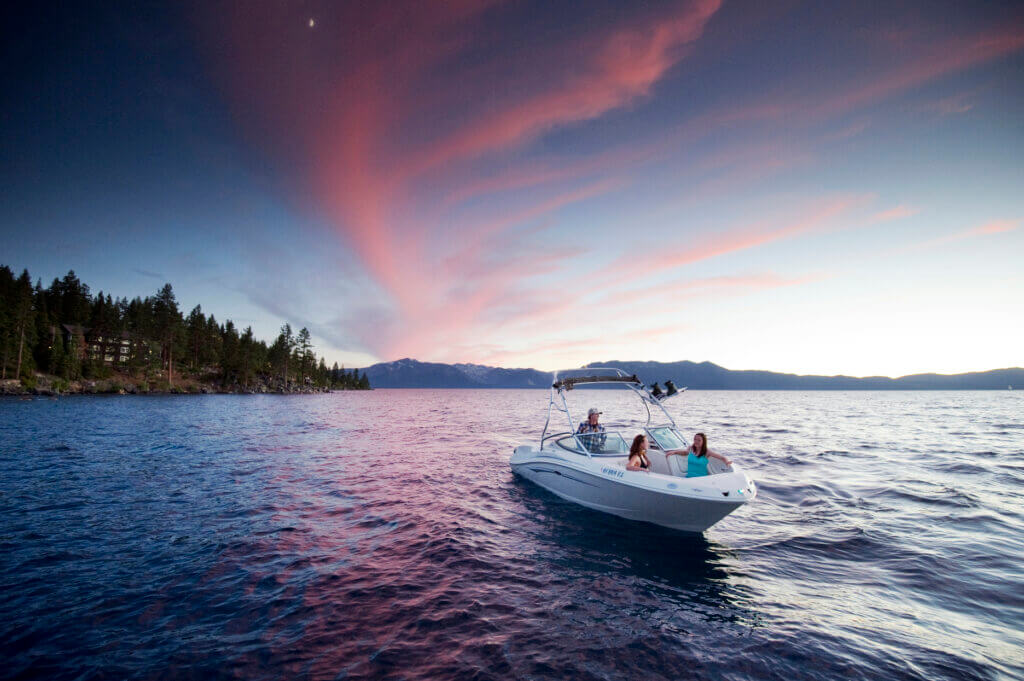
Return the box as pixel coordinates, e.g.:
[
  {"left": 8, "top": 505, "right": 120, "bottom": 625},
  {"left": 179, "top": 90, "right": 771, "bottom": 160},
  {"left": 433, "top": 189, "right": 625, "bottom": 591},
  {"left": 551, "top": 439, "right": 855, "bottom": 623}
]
[
  {"left": 557, "top": 432, "right": 629, "bottom": 456},
  {"left": 648, "top": 426, "right": 688, "bottom": 451}
]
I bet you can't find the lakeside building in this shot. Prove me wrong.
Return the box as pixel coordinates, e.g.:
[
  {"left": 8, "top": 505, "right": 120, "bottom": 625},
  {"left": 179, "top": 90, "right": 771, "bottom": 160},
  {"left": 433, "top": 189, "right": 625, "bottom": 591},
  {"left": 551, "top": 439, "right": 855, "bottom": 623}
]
[{"left": 59, "top": 324, "right": 150, "bottom": 365}]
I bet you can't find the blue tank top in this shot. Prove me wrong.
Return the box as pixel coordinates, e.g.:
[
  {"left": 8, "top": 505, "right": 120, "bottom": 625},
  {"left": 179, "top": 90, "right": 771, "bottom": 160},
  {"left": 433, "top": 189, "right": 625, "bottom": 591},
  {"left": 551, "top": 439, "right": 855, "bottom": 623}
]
[{"left": 686, "top": 451, "right": 709, "bottom": 478}]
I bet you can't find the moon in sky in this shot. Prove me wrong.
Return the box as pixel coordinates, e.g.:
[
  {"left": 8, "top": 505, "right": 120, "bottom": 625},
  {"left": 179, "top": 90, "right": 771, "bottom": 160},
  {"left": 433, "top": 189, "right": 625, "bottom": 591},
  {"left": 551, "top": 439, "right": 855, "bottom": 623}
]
[{"left": 308, "top": 18, "right": 315, "bottom": 28}]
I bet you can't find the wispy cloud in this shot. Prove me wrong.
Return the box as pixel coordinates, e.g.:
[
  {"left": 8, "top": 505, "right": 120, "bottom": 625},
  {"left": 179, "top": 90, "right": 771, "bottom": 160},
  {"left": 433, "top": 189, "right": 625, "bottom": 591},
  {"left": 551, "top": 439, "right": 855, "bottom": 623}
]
[
  {"left": 889, "top": 218, "right": 1021, "bottom": 255},
  {"left": 965, "top": 219, "right": 1020, "bottom": 237},
  {"left": 133, "top": 268, "right": 165, "bottom": 280},
  {"left": 587, "top": 194, "right": 868, "bottom": 291},
  {"left": 598, "top": 271, "right": 821, "bottom": 308},
  {"left": 919, "top": 92, "right": 976, "bottom": 115},
  {"left": 872, "top": 205, "right": 919, "bottom": 222}
]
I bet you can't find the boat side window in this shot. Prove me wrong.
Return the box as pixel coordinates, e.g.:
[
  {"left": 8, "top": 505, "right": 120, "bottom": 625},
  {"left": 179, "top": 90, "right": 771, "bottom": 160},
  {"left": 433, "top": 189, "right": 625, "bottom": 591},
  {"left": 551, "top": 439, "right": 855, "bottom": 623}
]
[
  {"left": 649, "top": 427, "right": 687, "bottom": 451},
  {"left": 556, "top": 432, "right": 629, "bottom": 455}
]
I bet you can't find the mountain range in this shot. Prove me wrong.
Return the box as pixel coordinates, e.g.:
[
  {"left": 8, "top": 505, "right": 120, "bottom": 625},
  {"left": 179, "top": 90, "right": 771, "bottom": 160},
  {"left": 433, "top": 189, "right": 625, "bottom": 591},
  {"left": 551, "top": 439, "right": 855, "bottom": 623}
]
[{"left": 359, "top": 358, "right": 1024, "bottom": 390}]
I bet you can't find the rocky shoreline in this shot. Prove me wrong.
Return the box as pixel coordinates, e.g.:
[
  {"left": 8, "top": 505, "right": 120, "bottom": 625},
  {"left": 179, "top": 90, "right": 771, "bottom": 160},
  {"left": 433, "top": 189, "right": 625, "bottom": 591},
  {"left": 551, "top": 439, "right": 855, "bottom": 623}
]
[{"left": 0, "top": 373, "right": 356, "bottom": 397}]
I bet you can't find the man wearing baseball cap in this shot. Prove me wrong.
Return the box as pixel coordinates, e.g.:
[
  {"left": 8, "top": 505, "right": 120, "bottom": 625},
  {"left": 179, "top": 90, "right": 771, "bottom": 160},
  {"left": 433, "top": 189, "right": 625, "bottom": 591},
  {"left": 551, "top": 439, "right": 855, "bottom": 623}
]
[{"left": 576, "top": 407, "right": 606, "bottom": 452}]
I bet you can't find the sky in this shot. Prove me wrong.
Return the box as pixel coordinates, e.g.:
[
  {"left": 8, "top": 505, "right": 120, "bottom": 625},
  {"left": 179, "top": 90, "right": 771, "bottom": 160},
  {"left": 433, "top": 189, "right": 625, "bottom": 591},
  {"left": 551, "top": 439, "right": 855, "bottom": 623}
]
[{"left": 2, "top": 0, "right": 1022, "bottom": 377}]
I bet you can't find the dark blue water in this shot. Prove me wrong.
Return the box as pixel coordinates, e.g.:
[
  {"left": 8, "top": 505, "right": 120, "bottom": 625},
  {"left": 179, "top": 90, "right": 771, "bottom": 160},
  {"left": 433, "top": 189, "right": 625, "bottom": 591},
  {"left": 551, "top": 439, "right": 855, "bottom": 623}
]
[{"left": 1, "top": 390, "right": 1022, "bottom": 680}]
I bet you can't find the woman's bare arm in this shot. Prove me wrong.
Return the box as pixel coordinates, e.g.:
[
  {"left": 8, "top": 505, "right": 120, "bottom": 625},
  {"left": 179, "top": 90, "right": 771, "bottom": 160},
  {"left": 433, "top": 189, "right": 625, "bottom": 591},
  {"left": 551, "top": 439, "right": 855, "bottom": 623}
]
[
  {"left": 706, "top": 449, "right": 732, "bottom": 465},
  {"left": 626, "top": 454, "right": 647, "bottom": 471}
]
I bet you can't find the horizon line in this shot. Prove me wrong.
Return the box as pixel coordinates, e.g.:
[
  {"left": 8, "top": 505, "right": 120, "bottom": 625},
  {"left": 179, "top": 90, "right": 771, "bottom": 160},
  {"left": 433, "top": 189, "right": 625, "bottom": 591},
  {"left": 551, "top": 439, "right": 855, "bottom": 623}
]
[{"left": 359, "top": 357, "right": 1023, "bottom": 381}]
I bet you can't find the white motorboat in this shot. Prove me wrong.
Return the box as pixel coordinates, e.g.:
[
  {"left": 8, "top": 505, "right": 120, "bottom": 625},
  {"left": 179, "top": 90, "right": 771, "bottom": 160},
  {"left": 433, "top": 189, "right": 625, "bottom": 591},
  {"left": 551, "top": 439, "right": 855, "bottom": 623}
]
[{"left": 511, "top": 368, "right": 756, "bottom": 533}]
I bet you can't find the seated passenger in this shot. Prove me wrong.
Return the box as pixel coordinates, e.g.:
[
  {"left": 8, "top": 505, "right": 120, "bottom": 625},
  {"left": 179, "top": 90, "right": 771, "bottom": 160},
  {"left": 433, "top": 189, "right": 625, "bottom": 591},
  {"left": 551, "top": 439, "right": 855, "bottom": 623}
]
[
  {"left": 576, "top": 407, "right": 606, "bottom": 451},
  {"left": 626, "top": 434, "right": 651, "bottom": 471},
  {"left": 683, "top": 432, "right": 732, "bottom": 478}
]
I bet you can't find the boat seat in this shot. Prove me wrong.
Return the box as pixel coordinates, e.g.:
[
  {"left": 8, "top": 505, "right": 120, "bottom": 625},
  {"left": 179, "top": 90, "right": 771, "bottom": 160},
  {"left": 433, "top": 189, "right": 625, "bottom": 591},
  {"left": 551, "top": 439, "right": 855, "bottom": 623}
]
[
  {"left": 647, "top": 451, "right": 672, "bottom": 476},
  {"left": 665, "top": 451, "right": 687, "bottom": 477},
  {"left": 707, "top": 457, "right": 733, "bottom": 475}
]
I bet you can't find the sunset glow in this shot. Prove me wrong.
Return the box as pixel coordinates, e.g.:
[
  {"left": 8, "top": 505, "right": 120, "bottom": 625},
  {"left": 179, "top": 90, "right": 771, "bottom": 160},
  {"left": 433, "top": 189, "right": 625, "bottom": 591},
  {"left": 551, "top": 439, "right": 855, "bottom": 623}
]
[{"left": 4, "top": 0, "right": 1023, "bottom": 376}]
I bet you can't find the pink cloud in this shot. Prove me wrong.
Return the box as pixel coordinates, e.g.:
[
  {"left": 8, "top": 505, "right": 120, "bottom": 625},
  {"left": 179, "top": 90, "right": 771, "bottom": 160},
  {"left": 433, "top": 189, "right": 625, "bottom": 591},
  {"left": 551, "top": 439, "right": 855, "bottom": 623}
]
[
  {"left": 402, "top": 0, "right": 722, "bottom": 175},
  {"left": 886, "top": 218, "right": 1021, "bottom": 256},
  {"left": 968, "top": 219, "right": 1020, "bottom": 236},
  {"left": 812, "top": 27, "right": 1024, "bottom": 119},
  {"left": 469, "top": 325, "right": 686, "bottom": 368},
  {"left": 673, "top": 24, "right": 1024, "bottom": 131},
  {"left": 301, "top": 2, "right": 725, "bottom": 358},
  {"left": 197, "top": 2, "right": 1024, "bottom": 367},
  {"left": 441, "top": 177, "right": 625, "bottom": 268},
  {"left": 586, "top": 194, "right": 867, "bottom": 292},
  {"left": 872, "top": 205, "right": 919, "bottom": 222},
  {"left": 598, "top": 272, "right": 820, "bottom": 308}
]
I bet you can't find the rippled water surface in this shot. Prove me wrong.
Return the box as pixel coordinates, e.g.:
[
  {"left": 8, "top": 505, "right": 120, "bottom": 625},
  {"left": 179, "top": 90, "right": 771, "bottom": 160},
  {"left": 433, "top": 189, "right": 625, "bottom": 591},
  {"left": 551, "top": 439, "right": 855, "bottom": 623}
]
[{"left": 1, "top": 390, "right": 1022, "bottom": 680}]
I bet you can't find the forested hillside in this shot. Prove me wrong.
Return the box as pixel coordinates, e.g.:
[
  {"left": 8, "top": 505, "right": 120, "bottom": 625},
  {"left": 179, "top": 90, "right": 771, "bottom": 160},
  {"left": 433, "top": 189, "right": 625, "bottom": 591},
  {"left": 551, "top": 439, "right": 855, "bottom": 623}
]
[{"left": 0, "top": 266, "right": 369, "bottom": 393}]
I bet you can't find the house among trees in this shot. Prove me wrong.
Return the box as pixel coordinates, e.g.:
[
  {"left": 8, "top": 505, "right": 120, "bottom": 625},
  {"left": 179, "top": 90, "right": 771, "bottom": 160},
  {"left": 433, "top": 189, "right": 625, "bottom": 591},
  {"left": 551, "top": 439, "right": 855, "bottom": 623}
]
[
  {"left": 59, "top": 324, "right": 88, "bottom": 361},
  {"left": 60, "top": 324, "right": 145, "bottom": 365}
]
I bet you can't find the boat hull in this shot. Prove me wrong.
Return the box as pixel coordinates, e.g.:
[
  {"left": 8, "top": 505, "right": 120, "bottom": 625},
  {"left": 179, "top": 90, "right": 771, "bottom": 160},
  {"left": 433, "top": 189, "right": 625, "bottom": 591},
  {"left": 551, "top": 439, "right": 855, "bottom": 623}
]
[{"left": 510, "top": 446, "right": 754, "bottom": 533}]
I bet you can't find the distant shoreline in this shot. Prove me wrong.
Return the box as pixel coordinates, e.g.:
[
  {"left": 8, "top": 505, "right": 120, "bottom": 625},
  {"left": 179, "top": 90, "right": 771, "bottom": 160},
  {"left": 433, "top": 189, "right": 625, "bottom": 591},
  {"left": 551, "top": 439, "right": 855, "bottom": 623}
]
[{"left": 358, "top": 358, "right": 1022, "bottom": 390}]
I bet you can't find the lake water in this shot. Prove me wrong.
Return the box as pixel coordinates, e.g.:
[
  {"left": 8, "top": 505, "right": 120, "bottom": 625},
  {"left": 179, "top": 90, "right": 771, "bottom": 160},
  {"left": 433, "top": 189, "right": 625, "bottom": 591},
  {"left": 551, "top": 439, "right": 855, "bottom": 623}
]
[{"left": 1, "top": 390, "right": 1022, "bottom": 680}]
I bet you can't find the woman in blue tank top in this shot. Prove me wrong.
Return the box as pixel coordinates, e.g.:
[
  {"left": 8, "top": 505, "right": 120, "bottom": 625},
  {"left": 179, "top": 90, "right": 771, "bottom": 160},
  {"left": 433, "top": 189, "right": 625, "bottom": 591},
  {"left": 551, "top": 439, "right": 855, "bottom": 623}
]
[{"left": 685, "top": 432, "right": 733, "bottom": 478}]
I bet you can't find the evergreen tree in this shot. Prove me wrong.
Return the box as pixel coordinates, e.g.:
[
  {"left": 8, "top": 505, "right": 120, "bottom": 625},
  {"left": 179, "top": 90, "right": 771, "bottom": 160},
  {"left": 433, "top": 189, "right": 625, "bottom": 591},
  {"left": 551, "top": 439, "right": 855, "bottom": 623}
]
[
  {"left": 280, "top": 323, "right": 294, "bottom": 386},
  {"left": 0, "top": 266, "right": 14, "bottom": 379},
  {"left": 204, "top": 314, "right": 222, "bottom": 369},
  {"left": 186, "top": 305, "right": 205, "bottom": 369},
  {"left": 32, "top": 279, "right": 53, "bottom": 371},
  {"left": 297, "top": 327, "right": 312, "bottom": 383},
  {"left": 316, "top": 356, "right": 326, "bottom": 387},
  {"left": 57, "top": 270, "right": 91, "bottom": 325},
  {"left": 220, "top": 320, "right": 240, "bottom": 384},
  {"left": 12, "top": 270, "right": 36, "bottom": 380},
  {"left": 152, "top": 283, "right": 182, "bottom": 385},
  {"left": 123, "top": 296, "right": 154, "bottom": 371},
  {"left": 239, "top": 326, "right": 256, "bottom": 387},
  {"left": 47, "top": 329, "right": 66, "bottom": 375},
  {"left": 61, "top": 327, "right": 83, "bottom": 380}
]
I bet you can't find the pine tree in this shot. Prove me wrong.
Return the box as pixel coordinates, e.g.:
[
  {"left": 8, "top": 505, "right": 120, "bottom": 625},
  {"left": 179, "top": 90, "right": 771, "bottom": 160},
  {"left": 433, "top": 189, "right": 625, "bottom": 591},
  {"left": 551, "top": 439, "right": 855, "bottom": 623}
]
[
  {"left": 297, "top": 327, "right": 312, "bottom": 383},
  {"left": 32, "top": 280, "right": 52, "bottom": 371},
  {"left": 48, "top": 329, "right": 66, "bottom": 375},
  {"left": 13, "top": 270, "right": 36, "bottom": 380},
  {"left": 280, "top": 323, "right": 294, "bottom": 386},
  {"left": 186, "top": 305, "right": 205, "bottom": 369},
  {"left": 58, "top": 270, "right": 91, "bottom": 325},
  {"left": 61, "top": 328, "right": 83, "bottom": 380},
  {"left": 221, "top": 320, "right": 240, "bottom": 384},
  {"left": 204, "top": 314, "right": 222, "bottom": 368},
  {"left": 153, "top": 283, "right": 181, "bottom": 385},
  {"left": 0, "top": 265, "right": 14, "bottom": 379},
  {"left": 239, "top": 326, "right": 255, "bottom": 388}
]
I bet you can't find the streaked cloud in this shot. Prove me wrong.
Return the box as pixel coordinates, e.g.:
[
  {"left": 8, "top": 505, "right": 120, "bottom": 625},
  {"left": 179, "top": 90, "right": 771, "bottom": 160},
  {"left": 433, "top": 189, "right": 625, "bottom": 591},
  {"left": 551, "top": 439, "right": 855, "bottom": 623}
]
[
  {"left": 190, "top": 1, "right": 1024, "bottom": 371},
  {"left": 872, "top": 206, "right": 919, "bottom": 222},
  {"left": 967, "top": 219, "right": 1020, "bottom": 236}
]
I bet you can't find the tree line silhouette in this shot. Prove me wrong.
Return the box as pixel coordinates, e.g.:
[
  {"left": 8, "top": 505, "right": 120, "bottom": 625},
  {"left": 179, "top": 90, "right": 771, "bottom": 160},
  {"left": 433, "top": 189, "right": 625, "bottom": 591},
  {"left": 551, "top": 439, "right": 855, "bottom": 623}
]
[{"left": 0, "top": 266, "right": 370, "bottom": 390}]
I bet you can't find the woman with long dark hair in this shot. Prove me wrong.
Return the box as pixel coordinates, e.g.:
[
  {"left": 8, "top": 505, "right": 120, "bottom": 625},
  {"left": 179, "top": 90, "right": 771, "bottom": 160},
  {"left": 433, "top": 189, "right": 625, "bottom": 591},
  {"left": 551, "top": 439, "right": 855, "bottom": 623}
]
[
  {"left": 684, "top": 432, "right": 732, "bottom": 478},
  {"left": 626, "top": 434, "right": 651, "bottom": 471}
]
